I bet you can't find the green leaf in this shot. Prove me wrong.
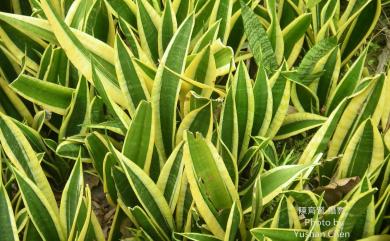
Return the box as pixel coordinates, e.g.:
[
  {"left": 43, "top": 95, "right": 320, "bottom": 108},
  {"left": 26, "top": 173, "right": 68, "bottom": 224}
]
[
  {"left": 339, "top": 0, "right": 381, "bottom": 64},
  {"left": 265, "top": 0, "right": 284, "bottom": 64},
  {"left": 0, "top": 183, "right": 19, "bottom": 241},
  {"left": 290, "top": 81, "right": 320, "bottom": 113},
  {"left": 85, "top": 132, "right": 110, "bottom": 180},
  {"left": 102, "top": 153, "right": 118, "bottom": 204},
  {"left": 327, "top": 75, "right": 385, "bottom": 160},
  {"left": 176, "top": 101, "right": 213, "bottom": 144},
  {"left": 283, "top": 190, "right": 320, "bottom": 211},
  {"left": 192, "top": 21, "right": 220, "bottom": 54},
  {"left": 118, "top": 18, "right": 142, "bottom": 59},
  {"left": 251, "top": 228, "right": 307, "bottom": 241},
  {"left": 83, "top": 0, "right": 114, "bottom": 44},
  {"left": 327, "top": 47, "right": 368, "bottom": 114},
  {"left": 158, "top": 0, "right": 177, "bottom": 56},
  {"left": 0, "top": 76, "right": 33, "bottom": 124},
  {"left": 260, "top": 165, "right": 309, "bottom": 206},
  {"left": 60, "top": 157, "right": 83, "bottom": 236},
  {"left": 105, "top": 0, "right": 136, "bottom": 27},
  {"left": 0, "top": 114, "right": 58, "bottom": 211},
  {"left": 66, "top": 0, "right": 97, "bottom": 33},
  {"left": 295, "top": 37, "right": 337, "bottom": 85},
  {"left": 38, "top": 46, "right": 69, "bottom": 86},
  {"left": 232, "top": 62, "right": 254, "bottom": 158},
  {"left": 23, "top": 221, "right": 43, "bottom": 241},
  {"left": 184, "top": 132, "right": 240, "bottom": 238},
  {"left": 275, "top": 113, "right": 327, "bottom": 140},
  {"left": 336, "top": 119, "right": 384, "bottom": 179},
  {"left": 249, "top": 176, "right": 262, "bottom": 228},
  {"left": 137, "top": 0, "right": 160, "bottom": 62},
  {"left": 157, "top": 143, "right": 185, "bottom": 211},
  {"left": 240, "top": 1, "right": 277, "bottom": 74},
  {"left": 0, "top": 12, "right": 106, "bottom": 64},
  {"left": 112, "top": 167, "right": 138, "bottom": 209},
  {"left": 72, "top": 187, "right": 93, "bottom": 241},
  {"left": 267, "top": 67, "right": 291, "bottom": 138},
  {"left": 0, "top": 20, "right": 44, "bottom": 71},
  {"left": 91, "top": 62, "right": 131, "bottom": 132},
  {"left": 152, "top": 14, "right": 194, "bottom": 160},
  {"left": 317, "top": 47, "right": 340, "bottom": 108},
  {"left": 114, "top": 148, "right": 175, "bottom": 239},
  {"left": 349, "top": 176, "right": 376, "bottom": 239},
  {"left": 175, "top": 233, "right": 222, "bottom": 241},
  {"left": 376, "top": 182, "right": 390, "bottom": 232},
  {"left": 224, "top": 202, "right": 242, "bottom": 241},
  {"left": 56, "top": 139, "right": 89, "bottom": 161},
  {"left": 10, "top": 74, "right": 73, "bottom": 115},
  {"left": 174, "top": 174, "right": 193, "bottom": 232},
  {"left": 241, "top": 163, "right": 310, "bottom": 213},
  {"left": 59, "top": 77, "right": 90, "bottom": 139},
  {"left": 122, "top": 101, "right": 154, "bottom": 173},
  {"left": 298, "top": 100, "right": 347, "bottom": 165},
  {"left": 130, "top": 206, "right": 166, "bottom": 241},
  {"left": 252, "top": 66, "right": 272, "bottom": 136},
  {"left": 330, "top": 189, "right": 377, "bottom": 241},
  {"left": 39, "top": 0, "right": 127, "bottom": 106},
  {"left": 192, "top": 0, "right": 214, "bottom": 39},
  {"left": 183, "top": 46, "right": 217, "bottom": 98},
  {"left": 209, "top": 0, "right": 233, "bottom": 43},
  {"left": 114, "top": 34, "right": 150, "bottom": 118},
  {"left": 306, "top": 0, "right": 322, "bottom": 8},
  {"left": 212, "top": 41, "right": 235, "bottom": 76},
  {"left": 356, "top": 235, "right": 390, "bottom": 241},
  {"left": 270, "top": 195, "right": 300, "bottom": 229},
  {"left": 13, "top": 168, "right": 65, "bottom": 241},
  {"left": 282, "top": 13, "right": 311, "bottom": 62},
  {"left": 219, "top": 83, "right": 238, "bottom": 157}
]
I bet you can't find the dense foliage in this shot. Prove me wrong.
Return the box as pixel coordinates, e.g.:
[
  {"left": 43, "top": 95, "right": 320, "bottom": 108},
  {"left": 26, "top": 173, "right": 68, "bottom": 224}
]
[{"left": 0, "top": 0, "right": 389, "bottom": 240}]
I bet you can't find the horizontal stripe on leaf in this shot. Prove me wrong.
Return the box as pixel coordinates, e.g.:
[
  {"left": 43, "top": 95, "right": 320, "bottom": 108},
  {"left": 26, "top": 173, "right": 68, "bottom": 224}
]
[{"left": 240, "top": 1, "right": 277, "bottom": 74}]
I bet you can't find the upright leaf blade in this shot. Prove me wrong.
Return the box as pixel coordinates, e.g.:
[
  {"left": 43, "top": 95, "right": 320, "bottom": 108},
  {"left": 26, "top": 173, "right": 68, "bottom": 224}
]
[
  {"left": 40, "top": 0, "right": 127, "bottom": 106},
  {"left": 0, "top": 114, "right": 58, "bottom": 211},
  {"left": 13, "top": 168, "right": 65, "bottom": 241},
  {"left": 240, "top": 1, "right": 277, "bottom": 74},
  {"left": 60, "top": 158, "right": 83, "bottom": 236},
  {"left": 114, "top": 35, "right": 150, "bottom": 117},
  {"left": 59, "top": 77, "right": 90, "bottom": 139},
  {"left": 152, "top": 15, "right": 194, "bottom": 160},
  {"left": 157, "top": 143, "right": 185, "bottom": 211},
  {"left": 184, "top": 132, "right": 241, "bottom": 239},
  {"left": 158, "top": 0, "right": 177, "bottom": 56},
  {"left": 232, "top": 62, "right": 254, "bottom": 158},
  {"left": 0, "top": 184, "right": 19, "bottom": 241},
  {"left": 122, "top": 101, "right": 154, "bottom": 173},
  {"left": 330, "top": 190, "right": 377, "bottom": 241},
  {"left": 114, "top": 149, "right": 175, "bottom": 239},
  {"left": 336, "top": 119, "right": 384, "bottom": 179}
]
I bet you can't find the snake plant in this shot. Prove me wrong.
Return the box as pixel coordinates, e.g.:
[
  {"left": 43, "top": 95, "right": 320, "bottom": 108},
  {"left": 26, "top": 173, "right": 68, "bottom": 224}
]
[{"left": 0, "top": 0, "right": 389, "bottom": 240}]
